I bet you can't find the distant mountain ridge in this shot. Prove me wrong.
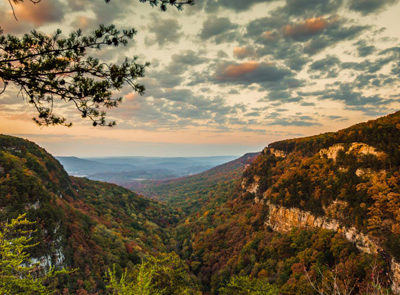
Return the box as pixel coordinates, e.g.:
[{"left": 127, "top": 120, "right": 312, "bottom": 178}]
[
  {"left": 123, "top": 152, "right": 259, "bottom": 214},
  {"left": 57, "top": 155, "right": 237, "bottom": 183},
  {"left": 56, "top": 156, "right": 136, "bottom": 176}
]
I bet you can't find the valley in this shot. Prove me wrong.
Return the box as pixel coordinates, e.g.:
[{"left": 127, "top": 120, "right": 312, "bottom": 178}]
[
  {"left": 2, "top": 0, "right": 400, "bottom": 293},
  {"left": 57, "top": 156, "right": 237, "bottom": 183},
  {"left": 1, "top": 111, "right": 400, "bottom": 294}
]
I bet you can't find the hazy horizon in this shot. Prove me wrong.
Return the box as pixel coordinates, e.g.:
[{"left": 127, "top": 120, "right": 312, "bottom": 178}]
[
  {"left": 1, "top": 0, "right": 400, "bottom": 158},
  {"left": 57, "top": 155, "right": 240, "bottom": 159},
  {"left": 8, "top": 132, "right": 265, "bottom": 157}
]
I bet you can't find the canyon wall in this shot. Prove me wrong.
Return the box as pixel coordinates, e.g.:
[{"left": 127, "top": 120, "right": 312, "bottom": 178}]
[{"left": 263, "top": 200, "right": 400, "bottom": 293}]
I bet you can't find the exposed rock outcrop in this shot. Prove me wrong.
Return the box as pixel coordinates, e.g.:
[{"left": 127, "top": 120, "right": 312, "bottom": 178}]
[
  {"left": 392, "top": 259, "right": 400, "bottom": 294},
  {"left": 348, "top": 142, "right": 386, "bottom": 158},
  {"left": 263, "top": 201, "right": 400, "bottom": 292},
  {"left": 319, "top": 142, "right": 386, "bottom": 162},
  {"left": 268, "top": 148, "right": 286, "bottom": 158},
  {"left": 319, "top": 144, "right": 345, "bottom": 161},
  {"left": 265, "top": 201, "right": 380, "bottom": 254},
  {"left": 246, "top": 175, "right": 260, "bottom": 194}
]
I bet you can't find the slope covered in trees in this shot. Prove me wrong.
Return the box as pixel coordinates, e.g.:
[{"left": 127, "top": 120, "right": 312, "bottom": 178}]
[
  {"left": 171, "top": 111, "right": 400, "bottom": 294},
  {"left": 2, "top": 111, "right": 400, "bottom": 294},
  {"left": 124, "top": 153, "right": 259, "bottom": 214},
  {"left": 0, "top": 134, "right": 180, "bottom": 293}
]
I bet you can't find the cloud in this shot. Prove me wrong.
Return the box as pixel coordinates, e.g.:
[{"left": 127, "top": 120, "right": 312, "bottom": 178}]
[
  {"left": 246, "top": 16, "right": 284, "bottom": 38},
  {"left": 328, "top": 84, "right": 394, "bottom": 106},
  {"left": 148, "top": 70, "right": 184, "bottom": 88},
  {"left": 217, "top": 62, "right": 259, "bottom": 78},
  {"left": 300, "top": 101, "right": 316, "bottom": 106},
  {"left": 170, "top": 50, "right": 208, "bottom": 66},
  {"left": 300, "top": 83, "right": 395, "bottom": 115},
  {"left": 302, "top": 22, "right": 368, "bottom": 55},
  {"left": 354, "top": 40, "right": 376, "bottom": 57},
  {"left": 13, "top": 0, "right": 66, "bottom": 26},
  {"left": 204, "top": 0, "right": 275, "bottom": 12},
  {"left": 308, "top": 55, "right": 341, "bottom": 78},
  {"left": 124, "top": 92, "right": 140, "bottom": 101},
  {"left": 233, "top": 46, "right": 256, "bottom": 59},
  {"left": 261, "top": 31, "right": 279, "bottom": 41},
  {"left": 267, "top": 114, "right": 321, "bottom": 126},
  {"left": 70, "top": 0, "right": 134, "bottom": 26},
  {"left": 246, "top": 12, "right": 368, "bottom": 76},
  {"left": 167, "top": 50, "right": 208, "bottom": 75},
  {"left": 146, "top": 18, "right": 182, "bottom": 46},
  {"left": 348, "top": 0, "right": 399, "bottom": 15},
  {"left": 283, "top": 17, "right": 332, "bottom": 40},
  {"left": 0, "top": 0, "right": 66, "bottom": 33},
  {"left": 214, "top": 61, "right": 291, "bottom": 84},
  {"left": 0, "top": 11, "right": 32, "bottom": 34},
  {"left": 261, "top": 90, "right": 302, "bottom": 103},
  {"left": 146, "top": 50, "right": 208, "bottom": 89},
  {"left": 341, "top": 51, "right": 399, "bottom": 75},
  {"left": 112, "top": 86, "right": 250, "bottom": 131},
  {"left": 217, "top": 50, "right": 229, "bottom": 58},
  {"left": 327, "top": 115, "right": 346, "bottom": 121},
  {"left": 71, "top": 16, "right": 94, "bottom": 30},
  {"left": 199, "top": 17, "right": 238, "bottom": 42},
  {"left": 276, "top": 0, "right": 343, "bottom": 17}
]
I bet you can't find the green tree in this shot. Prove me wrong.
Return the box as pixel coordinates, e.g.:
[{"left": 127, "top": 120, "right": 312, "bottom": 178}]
[
  {"left": 219, "top": 276, "right": 279, "bottom": 295},
  {"left": 0, "top": 0, "right": 193, "bottom": 127},
  {"left": 0, "top": 214, "right": 69, "bottom": 294},
  {"left": 106, "top": 252, "right": 201, "bottom": 295}
]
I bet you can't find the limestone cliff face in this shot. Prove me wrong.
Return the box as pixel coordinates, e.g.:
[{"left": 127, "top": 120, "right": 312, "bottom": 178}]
[
  {"left": 243, "top": 175, "right": 259, "bottom": 194},
  {"left": 264, "top": 201, "right": 380, "bottom": 254},
  {"left": 392, "top": 259, "right": 400, "bottom": 294},
  {"left": 265, "top": 147, "right": 286, "bottom": 158},
  {"left": 319, "top": 142, "right": 386, "bottom": 162},
  {"left": 348, "top": 142, "right": 386, "bottom": 158},
  {"left": 29, "top": 221, "right": 65, "bottom": 271},
  {"left": 242, "top": 141, "right": 399, "bottom": 292},
  {"left": 319, "top": 144, "right": 345, "bottom": 161},
  {"left": 263, "top": 201, "right": 400, "bottom": 292}
]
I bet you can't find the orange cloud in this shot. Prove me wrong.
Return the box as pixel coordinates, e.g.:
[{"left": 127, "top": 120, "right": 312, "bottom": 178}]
[
  {"left": 13, "top": 0, "right": 64, "bottom": 26},
  {"left": 218, "top": 61, "right": 260, "bottom": 79},
  {"left": 0, "top": 10, "right": 32, "bottom": 34},
  {"left": 233, "top": 47, "right": 255, "bottom": 59},
  {"left": 261, "top": 31, "right": 278, "bottom": 41},
  {"left": 283, "top": 17, "right": 329, "bottom": 38},
  {"left": 124, "top": 92, "right": 139, "bottom": 101},
  {"left": 73, "top": 16, "right": 90, "bottom": 29}
]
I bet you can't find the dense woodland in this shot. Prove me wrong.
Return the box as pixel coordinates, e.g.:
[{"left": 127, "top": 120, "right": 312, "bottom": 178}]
[
  {"left": 125, "top": 152, "right": 259, "bottom": 214},
  {"left": 1, "top": 111, "right": 400, "bottom": 294},
  {"left": 0, "top": 134, "right": 180, "bottom": 293}
]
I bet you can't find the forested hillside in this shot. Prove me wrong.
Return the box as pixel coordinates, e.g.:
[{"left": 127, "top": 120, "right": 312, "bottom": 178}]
[
  {"left": 124, "top": 152, "right": 259, "bottom": 214},
  {"left": 0, "top": 135, "right": 180, "bottom": 293},
  {"left": 172, "top": 111, "right": 400, "bottom": 294},
  {"left": 2, "top": 111, "right": 400, "bottom": 294}
]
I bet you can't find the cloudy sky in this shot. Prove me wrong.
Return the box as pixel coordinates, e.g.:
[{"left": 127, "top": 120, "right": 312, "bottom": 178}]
[{"left": 1, "top": 0, "right": 400, "bottom": 157}]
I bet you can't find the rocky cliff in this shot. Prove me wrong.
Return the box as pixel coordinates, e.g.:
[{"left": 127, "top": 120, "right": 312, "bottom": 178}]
[
  {"left": 243, "top": 136, "right": 400, "bottom": 293},
  {"left": 239, "top": 110, "right": 400, "bottom": 293},
  {"left": 262, "top": 200, "right": 400, "bottom": 292}
]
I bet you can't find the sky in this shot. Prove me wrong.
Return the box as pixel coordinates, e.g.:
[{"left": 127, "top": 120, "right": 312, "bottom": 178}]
[{"left": 0, "top": 0, "right": 400, "bottom": 157}]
